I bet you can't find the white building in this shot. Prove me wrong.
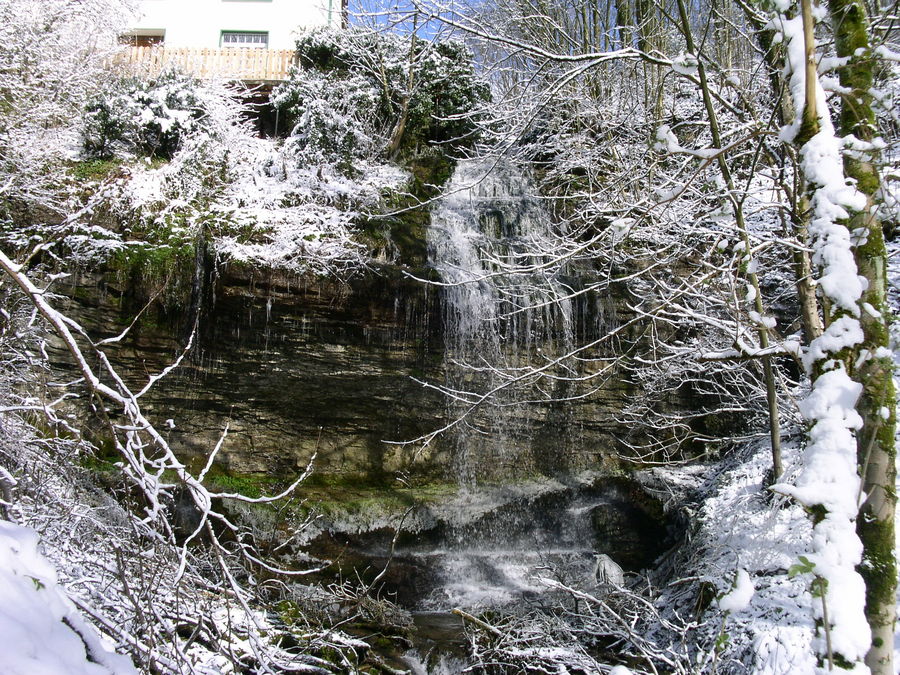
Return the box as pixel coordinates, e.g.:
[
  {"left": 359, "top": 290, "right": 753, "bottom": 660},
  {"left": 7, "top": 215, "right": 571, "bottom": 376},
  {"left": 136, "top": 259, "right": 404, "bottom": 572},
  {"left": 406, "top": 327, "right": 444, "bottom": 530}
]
[{"left": 125, "top": 0, "right": 344, "bottom": 51}]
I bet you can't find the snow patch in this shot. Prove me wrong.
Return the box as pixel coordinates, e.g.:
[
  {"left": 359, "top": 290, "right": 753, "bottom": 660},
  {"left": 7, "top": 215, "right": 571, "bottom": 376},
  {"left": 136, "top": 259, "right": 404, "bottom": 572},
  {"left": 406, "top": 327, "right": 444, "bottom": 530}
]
[{"left": 718, "top": 568, "right": 755, "bottom": 613}]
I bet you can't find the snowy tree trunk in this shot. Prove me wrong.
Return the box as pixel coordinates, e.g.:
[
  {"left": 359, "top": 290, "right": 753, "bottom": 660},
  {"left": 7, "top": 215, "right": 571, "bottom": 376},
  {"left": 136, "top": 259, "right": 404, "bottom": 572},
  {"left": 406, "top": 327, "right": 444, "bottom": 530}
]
[
  {"left": 824, "top": 0, "right": 898, "bottom": 669},
  {"left": 742, "top": 11, "right": 824, "bottom": 344},
  {"left": 792, "top": 201, "right": 825, "bottom": 343},
  {"left": 796, "top": 0, "right": 820, "bottom": 146},
  {"left": 772, "top": 0, "right": 892, "bottom": 668},
  {"left": 386, "top": 20, "right": 418, "bottom": 158}
]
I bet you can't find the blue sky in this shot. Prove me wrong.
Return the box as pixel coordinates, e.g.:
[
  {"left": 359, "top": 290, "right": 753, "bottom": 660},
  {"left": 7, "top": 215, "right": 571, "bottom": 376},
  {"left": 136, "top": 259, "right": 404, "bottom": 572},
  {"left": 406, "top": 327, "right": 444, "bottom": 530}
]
[{"left": 346, "top": 0, "right": 462, "bottom": 39}]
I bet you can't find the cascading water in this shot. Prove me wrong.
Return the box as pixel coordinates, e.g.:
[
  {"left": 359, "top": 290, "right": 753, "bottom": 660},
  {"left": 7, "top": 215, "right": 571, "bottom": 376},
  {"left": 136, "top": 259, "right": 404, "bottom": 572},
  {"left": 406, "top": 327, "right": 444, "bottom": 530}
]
[
  {"left": 410, "top": 484, "right": 639, "bottom": 610},
  {"left": 427, "top": 158, "right": 575, "bottom": 484},
  {"left": 398, "top": 159, "right": 612, "bottom": 619},
  {"left": 302, "top": 159, "right": 672, "bottom": 673}
]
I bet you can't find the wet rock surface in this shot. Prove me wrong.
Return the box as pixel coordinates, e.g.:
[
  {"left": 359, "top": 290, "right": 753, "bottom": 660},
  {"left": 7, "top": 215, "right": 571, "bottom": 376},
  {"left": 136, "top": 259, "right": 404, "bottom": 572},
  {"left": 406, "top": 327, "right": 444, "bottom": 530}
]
[
  {"left": 302, "top": 476, "right": 675, "bottom": 611},
  {"left": 53, "top": 258, "right": 649, "bottom": 481},
  {"left": 56, "top": 263, "right": 448, "bottom": 478},
  {"left": 50, "top": 159, "right": 719, "bottom": 483}
]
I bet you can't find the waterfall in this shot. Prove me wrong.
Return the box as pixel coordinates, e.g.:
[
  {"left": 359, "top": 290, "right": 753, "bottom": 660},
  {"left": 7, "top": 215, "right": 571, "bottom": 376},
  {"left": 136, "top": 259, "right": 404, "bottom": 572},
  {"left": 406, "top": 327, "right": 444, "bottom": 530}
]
[{"left": 428, "top": 159, "right": 574, "bottom": 485}]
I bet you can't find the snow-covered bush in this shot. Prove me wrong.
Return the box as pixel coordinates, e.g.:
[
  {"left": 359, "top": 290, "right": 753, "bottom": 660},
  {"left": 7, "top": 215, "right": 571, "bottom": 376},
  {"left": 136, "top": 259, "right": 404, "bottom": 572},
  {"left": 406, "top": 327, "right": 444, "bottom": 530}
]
[
  {"left": 83, "top": 70, "right": 207, "bottom": 160},
  {"left": 274, "top": 27, "right": 488, "bottom": 173},
  {"left": 211, "top": 137, "right": 406, "bottom": 275},
  {"left": 75, "top": 108, "right": 406, "bottom": 283},
  {"left": 0, "top": 0, "right": 131, "bottom": 214},
  {"left": 277, "top": 69, "right": 380, "bottom": 174}
]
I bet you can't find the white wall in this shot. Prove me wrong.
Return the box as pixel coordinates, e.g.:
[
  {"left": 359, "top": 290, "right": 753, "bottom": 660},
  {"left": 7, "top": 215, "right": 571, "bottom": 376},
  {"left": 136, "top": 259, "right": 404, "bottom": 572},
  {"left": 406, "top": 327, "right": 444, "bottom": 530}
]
[{"left": 132, "top": 0, "right": 339, "bottom": 50}]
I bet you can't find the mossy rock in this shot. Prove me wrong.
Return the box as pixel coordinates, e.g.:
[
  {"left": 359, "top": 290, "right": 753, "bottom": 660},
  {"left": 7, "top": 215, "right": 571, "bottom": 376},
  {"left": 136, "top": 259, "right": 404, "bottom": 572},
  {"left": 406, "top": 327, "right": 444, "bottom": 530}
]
[{"left": 358, "top": 153, "right": 455, "bottom": 268}]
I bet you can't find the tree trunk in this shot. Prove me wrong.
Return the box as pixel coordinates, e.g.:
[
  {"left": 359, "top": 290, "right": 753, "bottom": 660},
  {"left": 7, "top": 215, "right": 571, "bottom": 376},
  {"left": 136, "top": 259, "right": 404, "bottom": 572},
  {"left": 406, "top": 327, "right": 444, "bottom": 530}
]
[
  {"left": 386, "top": 22, "right": 419, "bottom": 159},
  {"left": 615, "top": 0, "right": 633, "bottom": 47},
  {"left": 739, "top": 8, "right": 823, "bottom": 344},
  {"left": 674, "top": 0, "right": 783, "bottom": 478},
  {"left": 826, "top": 0, "right": 897, "bottom": 669},
  {"left": 796, "top": 0, "right": 820, "bottom": 145},
  {"left": 793, "top": 197, "right": 824, "bottom": 342}
]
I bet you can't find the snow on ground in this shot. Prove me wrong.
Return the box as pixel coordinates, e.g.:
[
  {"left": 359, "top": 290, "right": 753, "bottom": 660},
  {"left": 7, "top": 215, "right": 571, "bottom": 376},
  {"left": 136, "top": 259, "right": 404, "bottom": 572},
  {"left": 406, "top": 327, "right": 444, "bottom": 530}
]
[
  {"left": 717, "top": 568, "right": 754, "bottom": 613},
  {"left": 0, "top": 519, "right": 137, "bottom": 675},
  {"left": 107, "top": 134, "right": 408, "bottom": 277},
  {"left": 212, "top": 138, "right": 407, "bottom": 274},
  {"left": 687, "top": 441, "right": 819, "bottom": 674}
]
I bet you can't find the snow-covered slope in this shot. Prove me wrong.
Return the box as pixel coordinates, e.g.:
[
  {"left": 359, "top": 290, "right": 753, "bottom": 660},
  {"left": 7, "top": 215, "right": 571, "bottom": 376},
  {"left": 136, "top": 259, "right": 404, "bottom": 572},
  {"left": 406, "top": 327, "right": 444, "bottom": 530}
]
[{"left": 0, "top": 520, "right": 136, "bottom": 675}]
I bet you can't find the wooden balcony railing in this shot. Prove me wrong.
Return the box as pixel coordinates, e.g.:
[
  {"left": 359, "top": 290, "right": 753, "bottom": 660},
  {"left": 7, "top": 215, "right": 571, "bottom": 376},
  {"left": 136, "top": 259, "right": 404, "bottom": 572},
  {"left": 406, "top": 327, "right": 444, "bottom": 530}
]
[{"left": 121, "top": 46, "right": 296, "bottom": 83}]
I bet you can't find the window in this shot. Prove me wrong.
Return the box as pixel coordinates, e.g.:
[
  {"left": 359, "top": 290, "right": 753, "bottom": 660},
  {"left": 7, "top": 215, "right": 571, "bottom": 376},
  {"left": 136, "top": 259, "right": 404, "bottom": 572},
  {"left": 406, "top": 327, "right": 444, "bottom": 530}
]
[{"left": 220, "top": 31, "right": 269, "bottom": 48}]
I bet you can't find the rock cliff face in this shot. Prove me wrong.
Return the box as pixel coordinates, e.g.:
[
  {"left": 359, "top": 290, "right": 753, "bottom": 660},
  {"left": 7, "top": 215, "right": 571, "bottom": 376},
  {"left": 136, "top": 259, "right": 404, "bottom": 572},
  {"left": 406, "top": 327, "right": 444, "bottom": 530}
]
[
  {"left": 59, "top": 262, "right": 449, "bottom": 479},
  {"left": 172, "top": 265, "right": 449, "bottom": 478},
  {"left": 58, "top": 260, "right": 636, "bottom": 481},
  {"left": 54, "top": 160, "right": 710, "bottom": 485}
]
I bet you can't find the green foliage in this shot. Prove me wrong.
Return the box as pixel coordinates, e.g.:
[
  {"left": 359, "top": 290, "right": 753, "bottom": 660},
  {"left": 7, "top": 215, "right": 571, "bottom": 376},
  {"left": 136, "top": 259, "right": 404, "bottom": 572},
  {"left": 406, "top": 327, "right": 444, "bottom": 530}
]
[
  {"left": 809, "top": 575, "right": 828, "bottom": 600},
  {"left": 404, "top": 40, "right": 491, "bottom": 148},
  {"left": 108, "top": 239, "right": 196, "bottom": 311},
  {"left": 294, "top": 29, "right": 350, "bottom": 71},
  {"left": 68, "top": 158, "right": 121, "bottom": 182},
  {"left": 787, "top": 558, "right": 828, "bottom": 615},
  {"left": 788, "top": 554, "right": 816, "bottom": 578},
  {"left": 296, "top": 477, "right": 458, "bottom": 520},
  {"left": 77, "top": 446, "right": 120, "bottom": 474},
  {"left": 715, "top": 629, "right": 730, "bottom": 651},
  {"left": 203, "top": 469, "right": 288, "bottom": 499},
  {"left": 274, "top": 68, "right": 380, "bottom": 173},
  {"left": 276, "top": 599, "right": 307, "bottom": 627},
  {"left": 82, "top": 70, "right": 205, "bottom": 160},
  {"left": 207, "top": 473, "right": 264, "bottom": 499}
]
